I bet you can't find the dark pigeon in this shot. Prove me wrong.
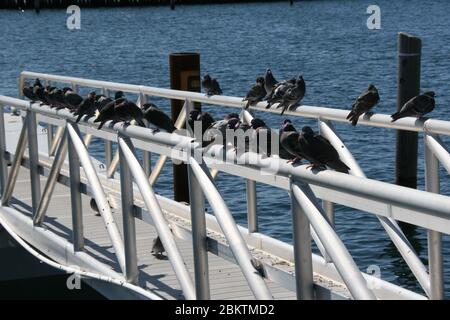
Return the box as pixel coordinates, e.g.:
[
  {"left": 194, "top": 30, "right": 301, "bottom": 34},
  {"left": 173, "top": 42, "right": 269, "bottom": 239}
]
[
  {"left": 202, "top": 74, "right": 223, "bottom": 96},
  {"left": 279, "top": 120, "right": 305, "bottom": 163},
  {"left": 391, "top": 91, "right": 435, "bottom": 122},
  {"left": 94, "top": 91, "right": 126, "bottom": 130},
  {"left": 151, "top": 236, "right": 165, "bottom": 260},
  {"left": 188, "top": 109, "right": 215, "bottom": 135},
  {"left": 74, "top": 91, "right": 97, "bottom": 123},
  {"left": 299, "top": 126, "right": 350, "bottom": 173},
  {"left": 23, "top": 84, "right": 38, "bottom": 101},
  {"left": 264, "top": 68, "right": 278, "bottom": 99},
  {"left": 143, "top": 103, "right": 176, "bottom": 133},
  {"left": 249, "top": 118, "right": 272, "bottom": 156},
  {"left": 279, "top": 75, "right": 305, "bottom": 115},
  {"left": 347, "top": 84, "right": 379, "bottom": 126},
  {"left": 64, "top": 88, "right": 84, "bottom": 111},
  {"left": 114, "top": 100, "right": 146, "bottom": 127},
  {"left": 243, "top": 77, "right": 266, "bottom": 110}
]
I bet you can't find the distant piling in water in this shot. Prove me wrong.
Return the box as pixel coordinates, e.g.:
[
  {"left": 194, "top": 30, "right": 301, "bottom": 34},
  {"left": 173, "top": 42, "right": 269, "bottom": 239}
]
[{"left": 0, "top": 0, "right": 287, "bottom": 9}]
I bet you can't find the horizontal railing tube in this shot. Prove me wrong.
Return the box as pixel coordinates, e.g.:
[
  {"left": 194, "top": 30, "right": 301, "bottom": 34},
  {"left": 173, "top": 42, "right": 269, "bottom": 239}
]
[
  {"left": 117, "top": 136, "right": 196, "bottom": 300},
  {"left": 189, "top": 157, "right": 273, "bottom": 300},
  {"left": 67, "top": 122, "right": 126, "bottom": 275},
  {"left": 292, "top": 183, "right": 376, "bottom": 300}
]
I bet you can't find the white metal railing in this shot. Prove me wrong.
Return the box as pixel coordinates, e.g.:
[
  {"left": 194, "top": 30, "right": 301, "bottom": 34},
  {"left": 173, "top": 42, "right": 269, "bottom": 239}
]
[{"left": 0, "top": 71, "right": 447, "bottom": 300}]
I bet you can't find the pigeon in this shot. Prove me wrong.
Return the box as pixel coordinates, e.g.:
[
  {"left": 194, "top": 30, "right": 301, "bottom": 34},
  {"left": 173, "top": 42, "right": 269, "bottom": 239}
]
[
  {"left": 202, "top": 74, "right": 223, "bottom": 96},
  {"left": 264, "top": 68, "right": 278, "bottom": 99},
  {"left": 279, "top": 75, "right": 306, "bottom": 115},
  {"left": 188, "top": 109, "right": 215, "bottom": 135},
  {"left": 279, "top": 120, "right": 305, "bottom": 163},
  {"left": 203, "top": 114, "right": 240, "bottom": 148},
  {"left": 95, "top": 95, "right": 113, "bottom": 112},
  {"left": 249, "top": 118, "right": 272, "bottom": 156},
  {"left": 143, "top": 103, "right": 176, "bottom": 133},
  {"left": 243, "top": 77, "right": 266, "bottom": 110},
  {"left": 391, "top": 91, "right": 435, "bottom": 122},
  {"left": 94, "top": 91, "right": 126, "bottom": 129},
  {"left": 48, "top": 88, "right": 68, "bottom": 110},
  {"left": 347, "top": 84, "right": 380, "bottom": 126},
  {"left": 22, "top": 79, "right": 42, "bottom": 102},
  {"left": 74, "top": 91, "right": 97, "bottom": 123},
  {"left": 299, "top": 126, "right": 350, "bottom": 173},
  {"left": 265, "top": 78, "right": 296, "bottom": 109},
  {"left": 114, "top": 100, "right": 146, "bottom": 127},
  {"left": 63, "top": 88, "right": 84, "bottom": 111},
  {"left": 151, "top": 236, "right": 165, "bottom": 260}
]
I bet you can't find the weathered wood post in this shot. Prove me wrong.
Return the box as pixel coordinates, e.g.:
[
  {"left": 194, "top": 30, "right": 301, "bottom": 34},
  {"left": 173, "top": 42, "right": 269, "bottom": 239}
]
[
  {"left": 34, "top": 0, "right": 40, "bottom": 13},
  {"left": 169, "top": 53, "right": 201, "bottom": 203},
  {"left": 170, "top": 0, "right": 175, "bottom": 10},
  {"left": 396, "top": 32, "right": 421, "bottom": 190}
]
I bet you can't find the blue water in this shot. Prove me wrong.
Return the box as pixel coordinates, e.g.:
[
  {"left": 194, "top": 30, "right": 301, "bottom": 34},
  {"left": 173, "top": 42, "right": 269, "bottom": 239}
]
[{"left": 1, "top": 0, "right": 450, "bottom": 297}]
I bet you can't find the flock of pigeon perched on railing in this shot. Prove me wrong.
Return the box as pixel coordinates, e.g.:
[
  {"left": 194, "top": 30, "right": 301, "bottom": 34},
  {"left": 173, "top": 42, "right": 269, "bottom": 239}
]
[{"left": 21, "top": 69, "right": 436, "bottom": 175}]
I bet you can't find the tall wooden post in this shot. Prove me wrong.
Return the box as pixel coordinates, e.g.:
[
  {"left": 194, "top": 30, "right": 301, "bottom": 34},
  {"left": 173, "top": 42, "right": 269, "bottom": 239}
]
[
  {"left": 396, "top": 33, "right": 421, "bottom": 189},
  {"left": 34, "top": 0, "right": 40, "bottom": 13},
  {"left": 169, "top": 53, "right": 200, "bottom": 203}
]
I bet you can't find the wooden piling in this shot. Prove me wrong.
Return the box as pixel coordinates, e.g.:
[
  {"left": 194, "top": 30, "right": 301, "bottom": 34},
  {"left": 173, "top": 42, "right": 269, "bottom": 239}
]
[
  {"left": 34, "top": 0, "right": 40, "bottom": 13},
  {"left": 395, "top": 32, "right": 421, "bottom": 190},
  {"left": 169, "top": 53, "right": 201, "bottom": 203}
]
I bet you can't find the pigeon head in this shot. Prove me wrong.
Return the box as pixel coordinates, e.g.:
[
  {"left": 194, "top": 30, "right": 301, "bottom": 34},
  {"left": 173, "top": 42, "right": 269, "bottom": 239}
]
[
  {"left": 266, "top": 68, "right": 272, "bottom": 75},
  {"left": 88, "top": 91, "right": 96, "bottom": 99},
  {"left": 256, "top": 77, "right": 265, "bottom": 85},
  {"left": 424, "top": 91, "right": 435, "bottom": 98},
  {"left": 296, "top": 75, "right": 304, "bottom": 83},
  {"left": 224, "top": 113, "right": 239, "bottom": 120},
  {"left": 62, "top": 87, "right": 73, "bottom": 94},
  {"left": 227, "top": 118, "right": 240, "bottom": 130},
  {"left": 34, "top": 78, "right": 42, "bottom": 87},
  {"left": 301, "top": 126, "right": 315, "bottom": 137},
  {"left": 368, "top": 84, "right": 377, "bottom": 91},
  {"left": 280, "top": 119, "right": 295, "bottom": 132},
  {"left": 114, "top": 91, "right": 124, "bottom": 100},
  {"left": 189, "top": 109, "right": 201, "bottom": 121},
  {"left": 250, "top": 118, "right": 266, "bottom": 129},
  {"left": 203, "top": 74, "right": 211, "bottom": 81}
]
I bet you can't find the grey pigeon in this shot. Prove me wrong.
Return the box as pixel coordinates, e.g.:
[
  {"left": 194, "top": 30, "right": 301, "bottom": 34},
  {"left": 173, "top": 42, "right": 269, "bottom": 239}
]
[
  {"left": 151, "top": 236, "right": 165, "bottom": 260},
  {"left": 264, "top": 68, "right": 278, "bottom": 99},
  {"left": 143, "top": 103, "right": 176, "bottom": 133},
  {"left": 243, "top": 77, "right": 266, "bottom": 109},
  {"left": 265, "top": 78, "right": 296, "bottom": 109},
  {"left": 203, "top": 114, "right": 240, "bottom": 148},
  {"left": 202, "top": 74, "right": 223, "bottom": 96},
  {"left": 347, "top": 84, "right": 379, "bottom": 126},
  {"left": 279, "top": 75, "right": 305, "bottom": 115},
  {"left": 391, "top": 91, "right": 435, "bottom": 122},
  {"left": 299, "top": 126, "right": 350, "bottom": 173},
  {"left": 279, "top": 120, "right": 305, "bottom": 163}
]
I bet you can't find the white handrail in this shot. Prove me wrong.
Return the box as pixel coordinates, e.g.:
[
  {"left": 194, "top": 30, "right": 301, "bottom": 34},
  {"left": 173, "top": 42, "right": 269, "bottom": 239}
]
[{"left": 20, "top": 71, "right": 450, "bottom": 136}]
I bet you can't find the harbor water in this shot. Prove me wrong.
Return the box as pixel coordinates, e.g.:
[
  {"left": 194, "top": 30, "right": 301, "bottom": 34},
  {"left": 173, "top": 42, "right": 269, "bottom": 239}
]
[{"left": 0, "top": 0, "right": 449, "bottom": 297}]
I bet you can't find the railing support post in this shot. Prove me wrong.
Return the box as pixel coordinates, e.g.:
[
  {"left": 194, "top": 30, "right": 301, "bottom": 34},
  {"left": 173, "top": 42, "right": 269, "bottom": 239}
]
[
  {"left": 322, "top": 200, "right": 334, "bottom": 263},
  {"left": 119, "top": 135, "right": 139, "bottom": 284},
  {"left": 26, "top": 109, "right": 41, "bottom": 217},
  {"left": 246, "top": 179, "right": 258, "bottom": 233},
  {"left": 68, "top": 123, "right": 84, "bottom": 251},
  {"left": 425, "top": 139, "right": 444, "bottom": 299},
  {"left": 188, "top": 162, "right": 210, "bottom": 299},
  {"left": 0, "top": 105, "right": 7, "bottom": 199},
  {"left": 290, "top": 181, "right": 314, "bottom": 300}
]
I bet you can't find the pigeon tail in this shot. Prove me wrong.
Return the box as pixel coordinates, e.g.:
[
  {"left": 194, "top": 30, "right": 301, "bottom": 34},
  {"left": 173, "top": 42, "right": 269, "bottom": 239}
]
[
  {"left": 136, "top": 118, "right": 146, "bottom": 127},
  {"left": 347, "top": 111, "right": 360, "bottom": 126},
  {"left": 97, "top": 121, "right": 106, "bottom": 130},
  {"left": 390, "top": 112, "right": 403, "bottom": 122},
  {"left": 328, "top": 160, "right": 350, "bottom": 174},
  {"left": 75, "top": 113, "right": 84, "bottom": 123}
]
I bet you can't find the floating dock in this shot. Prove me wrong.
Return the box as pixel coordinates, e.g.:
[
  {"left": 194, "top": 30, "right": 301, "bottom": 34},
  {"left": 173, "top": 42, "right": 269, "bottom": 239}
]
[{"left": 0, "top": 71, "right": 449, "bottom": 300}]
